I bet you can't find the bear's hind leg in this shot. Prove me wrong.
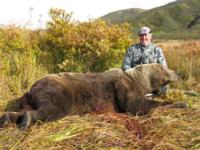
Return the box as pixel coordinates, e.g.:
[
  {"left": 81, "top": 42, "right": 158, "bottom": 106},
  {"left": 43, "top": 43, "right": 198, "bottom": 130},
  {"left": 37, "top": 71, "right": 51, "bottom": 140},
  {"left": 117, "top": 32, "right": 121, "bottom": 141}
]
[{"left": 16, "top": 104, "right": 67, "bottom": 130}]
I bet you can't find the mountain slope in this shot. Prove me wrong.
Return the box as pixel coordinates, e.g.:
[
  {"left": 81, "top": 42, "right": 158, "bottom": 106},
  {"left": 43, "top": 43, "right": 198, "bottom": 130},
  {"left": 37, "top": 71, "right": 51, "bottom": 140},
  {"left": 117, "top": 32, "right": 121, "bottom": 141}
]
[
  {"left": 101, "top": 8, "right": 145, "bottom": 24},
  {"left": 100, "top": 0, "right": 200, "bottom": 39}
]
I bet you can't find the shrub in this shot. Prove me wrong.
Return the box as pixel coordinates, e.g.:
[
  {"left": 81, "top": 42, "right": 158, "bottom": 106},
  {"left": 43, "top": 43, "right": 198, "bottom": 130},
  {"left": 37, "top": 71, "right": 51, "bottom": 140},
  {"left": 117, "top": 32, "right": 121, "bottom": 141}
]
[
  {"left": 0, "top": 25, "right": 47, "bottom": 95},
  {"left": 40, "top": 8, "right": 133, "bottom": 72}
]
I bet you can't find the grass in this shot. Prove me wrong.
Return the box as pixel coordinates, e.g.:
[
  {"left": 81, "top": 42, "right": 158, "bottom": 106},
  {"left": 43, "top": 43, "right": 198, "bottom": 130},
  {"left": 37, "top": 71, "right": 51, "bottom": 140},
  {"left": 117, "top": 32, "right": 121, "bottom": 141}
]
[{"left": 158, "top": 40, "right": 200, "bottom": 92}]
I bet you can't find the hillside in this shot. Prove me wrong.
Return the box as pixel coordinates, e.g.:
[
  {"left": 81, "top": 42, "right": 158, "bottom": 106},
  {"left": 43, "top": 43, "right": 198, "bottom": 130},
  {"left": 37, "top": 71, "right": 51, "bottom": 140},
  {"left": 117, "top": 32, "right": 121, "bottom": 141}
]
[
  {"left": 100, "top": 0, "right": 200, "bottom": 39},
  {"left": 100, "top": 8, "right": 145, "bottom": 24}
]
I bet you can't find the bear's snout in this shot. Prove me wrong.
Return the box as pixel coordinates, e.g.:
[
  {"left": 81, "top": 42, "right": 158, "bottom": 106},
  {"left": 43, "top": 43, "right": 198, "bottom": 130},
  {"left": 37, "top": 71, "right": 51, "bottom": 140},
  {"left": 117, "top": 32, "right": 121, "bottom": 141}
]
[{"left": 167, "top": 70, "right": 178, "bottom": 82}]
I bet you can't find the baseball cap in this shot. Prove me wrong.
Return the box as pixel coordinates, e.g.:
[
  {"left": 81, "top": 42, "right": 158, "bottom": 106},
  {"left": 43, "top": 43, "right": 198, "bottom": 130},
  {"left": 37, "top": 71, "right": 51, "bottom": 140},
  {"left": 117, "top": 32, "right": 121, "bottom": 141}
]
[{"left": 138, "top": 26, "right": 151, "bottom": 35}]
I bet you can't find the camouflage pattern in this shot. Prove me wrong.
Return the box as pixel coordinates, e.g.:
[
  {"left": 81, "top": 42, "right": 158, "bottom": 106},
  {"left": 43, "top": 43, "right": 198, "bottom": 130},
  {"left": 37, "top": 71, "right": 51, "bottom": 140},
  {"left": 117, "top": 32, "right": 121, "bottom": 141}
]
[{"left": 122, "top": 43, "right": 167, "bottom": 71}]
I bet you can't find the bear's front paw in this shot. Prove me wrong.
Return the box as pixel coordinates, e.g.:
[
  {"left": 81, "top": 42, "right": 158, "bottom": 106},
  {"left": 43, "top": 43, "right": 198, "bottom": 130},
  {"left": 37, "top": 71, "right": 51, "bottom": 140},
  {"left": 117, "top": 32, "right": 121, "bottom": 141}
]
[
  {"left": 0, "top": 113, "right": 10, "bottom": 128},
  {"left": 16, "top": 112, "right": 31, "bottom": 130}
]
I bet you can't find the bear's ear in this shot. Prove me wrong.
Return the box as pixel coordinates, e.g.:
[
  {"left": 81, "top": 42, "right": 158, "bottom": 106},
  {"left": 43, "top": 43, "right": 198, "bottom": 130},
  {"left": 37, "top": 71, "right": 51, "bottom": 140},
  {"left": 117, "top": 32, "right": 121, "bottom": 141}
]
[{"left": 135, "top": 65, "right": 143, "bottom": 72}]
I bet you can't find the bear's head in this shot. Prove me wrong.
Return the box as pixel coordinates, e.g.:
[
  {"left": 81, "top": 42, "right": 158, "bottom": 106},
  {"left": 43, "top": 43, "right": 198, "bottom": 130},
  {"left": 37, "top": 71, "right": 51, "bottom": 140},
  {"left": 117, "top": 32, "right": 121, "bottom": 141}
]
[{"left": 125, "top": 63, "right": 178, "bottom": 92}]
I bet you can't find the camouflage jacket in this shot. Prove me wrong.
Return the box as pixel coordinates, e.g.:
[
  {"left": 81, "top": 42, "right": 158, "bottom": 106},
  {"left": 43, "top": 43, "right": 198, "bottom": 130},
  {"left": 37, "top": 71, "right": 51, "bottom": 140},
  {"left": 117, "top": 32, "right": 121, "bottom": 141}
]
[{"left": 122, "top": 43, "right": 168, "bottom": 71}]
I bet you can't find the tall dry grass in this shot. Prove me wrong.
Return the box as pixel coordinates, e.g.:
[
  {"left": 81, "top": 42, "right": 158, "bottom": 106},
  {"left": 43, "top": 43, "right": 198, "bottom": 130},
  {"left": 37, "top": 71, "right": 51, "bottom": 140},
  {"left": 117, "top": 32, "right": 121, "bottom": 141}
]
[
  {"left": 0, "top": 52, "right": 46, "bottom": 94},
  {"left": 158, "top": 40, "right": 200, "bottom": 92}
]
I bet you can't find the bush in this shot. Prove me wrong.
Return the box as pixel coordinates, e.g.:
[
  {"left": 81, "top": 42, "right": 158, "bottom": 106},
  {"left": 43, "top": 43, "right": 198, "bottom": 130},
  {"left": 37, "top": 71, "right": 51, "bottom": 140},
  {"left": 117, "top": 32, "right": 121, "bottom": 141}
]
[
  {"left": 40, "top": 8, "right": 133, "bottom": 72},
  {"left": 0, "top": 25, "right": 47, "bottom": 95}
]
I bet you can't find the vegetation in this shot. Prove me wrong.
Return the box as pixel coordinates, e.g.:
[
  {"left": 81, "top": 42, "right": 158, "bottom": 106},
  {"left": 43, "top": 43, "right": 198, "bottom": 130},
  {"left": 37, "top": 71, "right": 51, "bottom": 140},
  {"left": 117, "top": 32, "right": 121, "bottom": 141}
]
[
  {"left": 41, "top": 9, "right": 132, "bottom": 72},
  {"left": 100, "top": 0, "right": 200, "bottom": 39},
  {"left": 0, "top": 25, "right": 47, "bottom": 96},
  {"left": 0, "top": 8, "right": 200, "bottom": 150},
  {"left": 100, "top": 8, "right": 145, "bottom": 24},
  {"left": 158, "top": 40, "right": 200, "bottom": 92}
]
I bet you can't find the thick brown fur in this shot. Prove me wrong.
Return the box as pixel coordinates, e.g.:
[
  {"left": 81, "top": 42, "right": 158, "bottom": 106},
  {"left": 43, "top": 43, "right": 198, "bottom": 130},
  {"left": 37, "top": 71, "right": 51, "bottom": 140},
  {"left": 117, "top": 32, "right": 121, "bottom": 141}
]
[{"left": 0, "top": 63, "right": 178, "bottom": 130}]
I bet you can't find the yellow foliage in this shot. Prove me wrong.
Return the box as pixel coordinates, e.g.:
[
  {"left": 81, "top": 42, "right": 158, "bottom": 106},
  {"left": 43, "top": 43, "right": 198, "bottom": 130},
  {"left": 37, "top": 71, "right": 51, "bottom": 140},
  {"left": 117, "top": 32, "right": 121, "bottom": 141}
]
[{"left": 42, "top": 8, "right": 133, "bottom": 72}]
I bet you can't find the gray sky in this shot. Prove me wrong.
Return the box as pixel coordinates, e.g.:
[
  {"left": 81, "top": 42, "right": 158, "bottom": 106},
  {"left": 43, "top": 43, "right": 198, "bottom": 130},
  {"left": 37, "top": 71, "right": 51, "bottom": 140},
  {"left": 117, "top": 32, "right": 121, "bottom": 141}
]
[{"left": 0, "top": 0, "right": 175, "bottom": 28}]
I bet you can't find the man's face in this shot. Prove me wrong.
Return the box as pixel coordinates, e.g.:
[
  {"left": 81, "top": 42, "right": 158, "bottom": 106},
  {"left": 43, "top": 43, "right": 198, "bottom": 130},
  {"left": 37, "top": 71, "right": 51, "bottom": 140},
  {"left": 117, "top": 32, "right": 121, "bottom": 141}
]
[{"left": 139, "top": 33, "right": 152, "bottom": 46}]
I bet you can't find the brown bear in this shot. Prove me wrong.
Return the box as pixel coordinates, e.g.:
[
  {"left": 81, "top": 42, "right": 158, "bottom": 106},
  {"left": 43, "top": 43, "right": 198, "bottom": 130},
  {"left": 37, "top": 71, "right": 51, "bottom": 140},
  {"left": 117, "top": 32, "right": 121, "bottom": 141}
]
[{"left": 0, "top": 63, "right": 178, "bottom": 130}]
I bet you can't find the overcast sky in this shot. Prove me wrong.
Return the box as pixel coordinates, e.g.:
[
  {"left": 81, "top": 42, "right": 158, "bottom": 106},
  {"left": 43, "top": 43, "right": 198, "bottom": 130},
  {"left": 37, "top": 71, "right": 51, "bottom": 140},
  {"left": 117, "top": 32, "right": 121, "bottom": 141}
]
[{"left": 0, "top": 0, "right": 175, "bottom": 28}]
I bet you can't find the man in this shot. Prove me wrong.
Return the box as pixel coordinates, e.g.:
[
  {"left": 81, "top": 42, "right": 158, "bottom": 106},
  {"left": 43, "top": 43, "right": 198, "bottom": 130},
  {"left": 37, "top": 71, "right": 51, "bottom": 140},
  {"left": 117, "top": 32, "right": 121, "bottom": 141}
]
[{"left": 122, "top": 26, "right": 168, "bottom": 95}]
